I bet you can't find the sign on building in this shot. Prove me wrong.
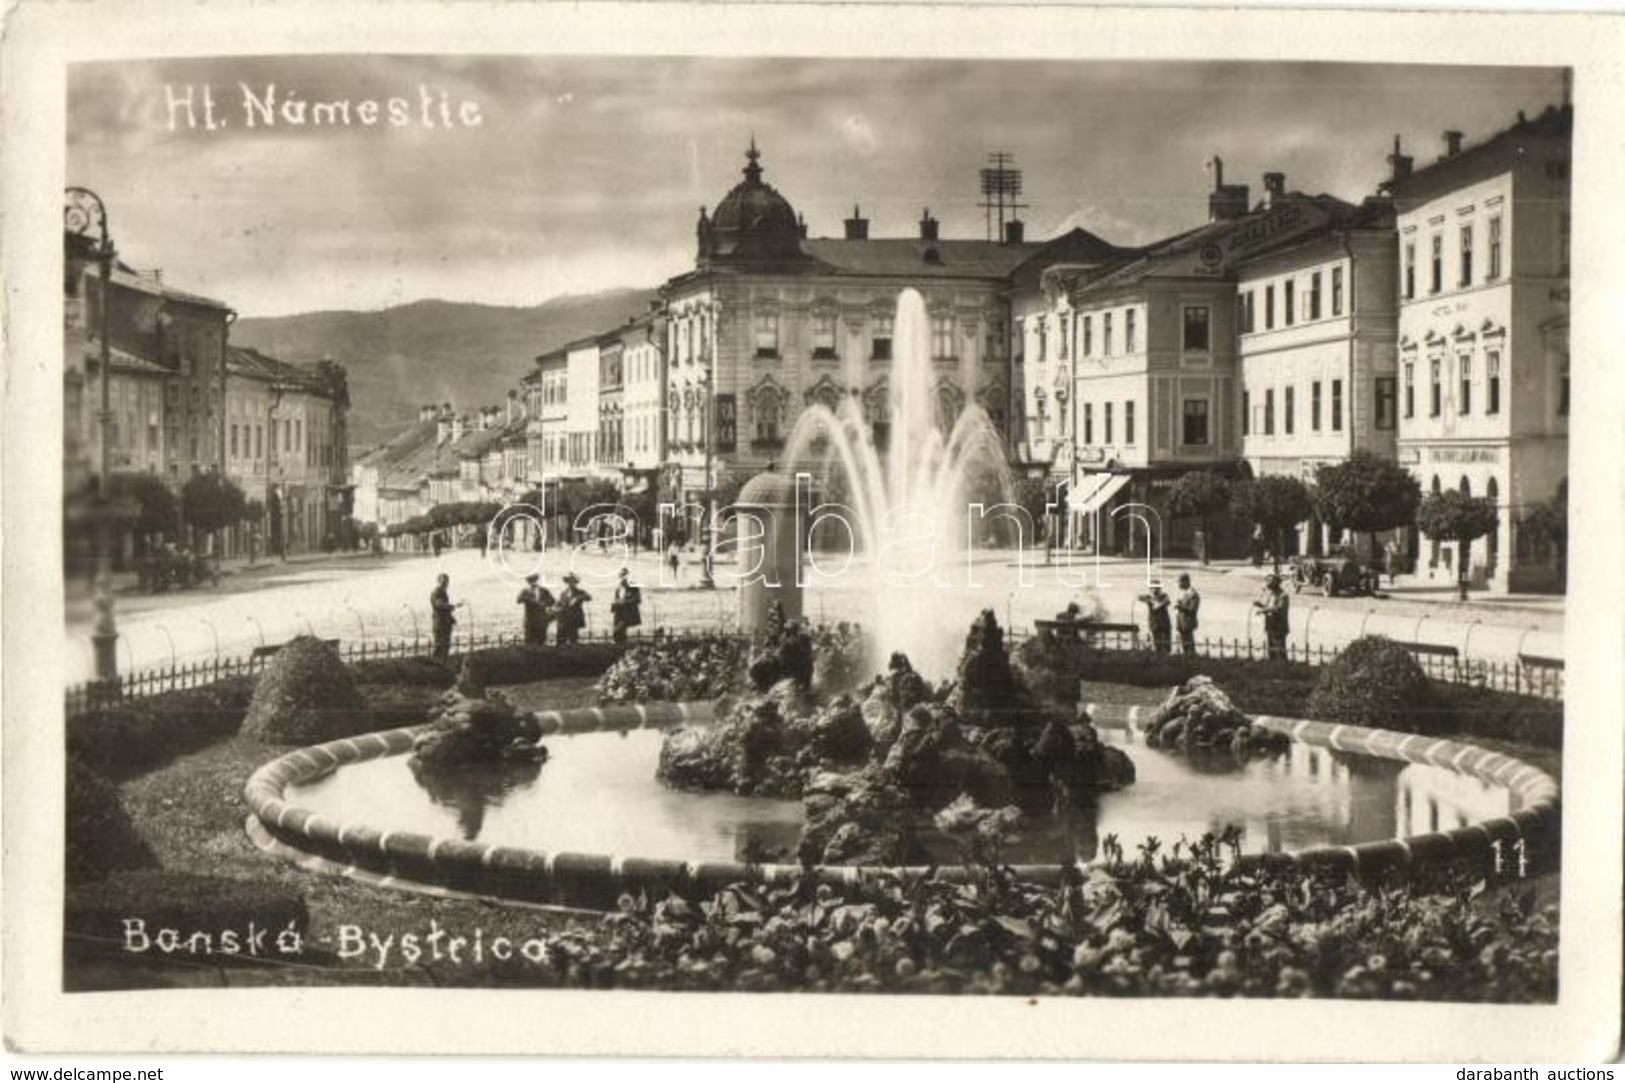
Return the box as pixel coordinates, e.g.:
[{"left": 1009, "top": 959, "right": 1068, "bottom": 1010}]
[{"left": 714, "top": 393, "right": 737, "bottom": 452}]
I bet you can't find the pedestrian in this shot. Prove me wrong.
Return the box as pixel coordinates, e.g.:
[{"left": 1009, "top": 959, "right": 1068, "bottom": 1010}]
[
  {"left": 666, "top": 540, "right": 681, "bottom": 583},
  {"left": 611, "top": 566, "right": 643, "bottom": 644},
  {"left": 555, "top": 571, "right": 592, "bottom": 644},
  {"left": 430, "top": 572, "right": 462, "bottom": 663},
  {"left": 1139, "top": 580, "right": 1173, "bottom": 654},
  {"left": 478, "top": 527, "right": 489, "bottom": 561},
  {"left": 1254, "top": 572, "right": 1291, "bottom": 661},
  {"left": 432, "top": 532, "right": 444, "bottom": 559},
  {"left": 517, "top": 572, "right": 555, "bottom": 646},
  {"left": 1385, "top": 538, "right": 1403, "bottom": 586},
  {"left": 1174, "top": 573, "right": 1201, "bottom": 655}
]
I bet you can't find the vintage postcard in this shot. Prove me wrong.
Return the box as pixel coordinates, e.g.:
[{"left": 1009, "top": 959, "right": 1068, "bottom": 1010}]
[{"left": 4, "top": 0, "right": 1622, "bottom": 1062}]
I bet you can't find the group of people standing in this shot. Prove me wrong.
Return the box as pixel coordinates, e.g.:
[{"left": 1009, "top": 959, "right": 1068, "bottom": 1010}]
[
  {"left": 427, "top": 567, "right": 645, "bottom": 662},
  {"left": 1137, "top": 571, "right": 1292, "bottom": 660}
]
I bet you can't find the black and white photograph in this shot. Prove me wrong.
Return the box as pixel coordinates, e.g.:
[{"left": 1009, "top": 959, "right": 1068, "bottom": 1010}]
[{"left": 4, "top": 0, "right": 1622, "bottom": 1064}]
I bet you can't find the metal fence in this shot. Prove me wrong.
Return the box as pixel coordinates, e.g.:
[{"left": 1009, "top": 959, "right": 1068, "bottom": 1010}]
[{"left": 65, "top": 618, "right": 1563, "bottom": 716}]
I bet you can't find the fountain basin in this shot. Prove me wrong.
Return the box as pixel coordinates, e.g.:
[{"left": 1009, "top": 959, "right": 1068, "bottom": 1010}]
[{"left": 244, "top": 696, "right": 1560, "bottom": 909}]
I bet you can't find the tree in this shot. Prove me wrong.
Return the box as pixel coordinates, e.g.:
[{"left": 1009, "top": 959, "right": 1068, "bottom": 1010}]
[
  {"left": 1231, "top": 475, "right": 1315, "bottom": 573},
  {"left": 181, "top": 472, "right": 247, "bottom": 554},
  {"left": 1010, "top": 477, "right": 1051, "bottom": 549},
  {"left": 1166, "top": 470, "right": 1233, "bottom": 565},
  {"left": 1415, "top": 490, "right": 1499, "bottom": 601},
  {"left": 1521, "top": 479, "right": 1568, "bottom": 588},
  {"left": 1313, "top": 451, "right": 1421, "bottom": 560},
  {"left": 110, "top": 472, "right": 180, "bottom": 544}
]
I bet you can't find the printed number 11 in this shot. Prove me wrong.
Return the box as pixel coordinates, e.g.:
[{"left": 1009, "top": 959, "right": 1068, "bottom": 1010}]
[{"left": 1491, "top": 839, "right": 1528, "bottom": 877}]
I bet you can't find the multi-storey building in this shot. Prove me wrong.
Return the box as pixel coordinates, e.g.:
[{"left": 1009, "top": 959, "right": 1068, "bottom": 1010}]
[
  {"left": 1236, "top": 191, "right": 1399, "bottom": 555},
  {"left": 597, "top": 334, "right": 626, "bottom": 474},
  {"left": 564, "top": 337, "right": 602, "bottom": 477},
  {"left": 1390, "top": 106, "right": 1570, "bottom": 592},
  {"left": 1063, "top": 167, "right": 1372, "bottom": 556},
  {"left": 526, "top": 348, "right": 570, "bottom": 480},
  {"left": 225, "top": 347, "right": 351, "bottom": 557},
  {"left": 620, "top": 310, "right": 668, "bottom": 477},
  {"left": 660, "top": 141, "right": 1109, "bottom": 508}
]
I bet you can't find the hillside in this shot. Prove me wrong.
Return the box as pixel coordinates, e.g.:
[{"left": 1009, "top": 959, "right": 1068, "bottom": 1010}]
[{"left": 232, "top": 288, "right": 659, "bottom": 449}]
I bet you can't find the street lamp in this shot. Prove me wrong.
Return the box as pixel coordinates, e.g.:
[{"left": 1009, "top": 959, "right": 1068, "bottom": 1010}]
[
  {"left": 66, "top": 187, "right": 119, "bottom": 684},
  {"left": 697, "top": 368, "right": 716, "bottom": 589}
]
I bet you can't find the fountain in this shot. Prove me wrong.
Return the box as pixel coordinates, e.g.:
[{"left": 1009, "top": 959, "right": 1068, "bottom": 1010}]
[{"left": 783, "top": 288, "right": 1015, "bottom": 675}]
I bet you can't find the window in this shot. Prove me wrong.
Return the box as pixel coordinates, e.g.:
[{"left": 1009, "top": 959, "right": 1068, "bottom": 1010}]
[
  {"left": 1182, "top": 398, "right": 1210, "bottom": 446},
  {"left": 1125, "top": 310, "right": 1137, "bottom": 353},
  {"left": 931, "top": 316, "right": 954, "bottom": 360},
  {"left": 1058, "top": 314, "right": 1070, "bottom": 359},
  {"left": 255, "top": 425, "right": 263, "bottom": 459},
  {"left": 230, "top": 424, "right": 239, "bottom": 458},
  {"left": 1331, "top": 267, "right": 1344, "bottom": 316},
  {"left": 1459, "top": 224, "right": 1474, "bottom": 287},
  {"left": 1430, "top": 359, "right": 1442, "bottom": 417},
  {"left": 1375, "top": 377, "right": 1397, "bottom": 430},
  {"left": 1103, "top": 313, "right": 1113, "bottom": 355},
  {"left": 812, "top": 312, "right": 838, "bottom": 360},
  {"left": 1459, "top": 354, "right": 1473, "bottom": 414},
  {"left": 1559, "top": 214, "right": 1570, "bottom": 270},
  {"left": 1403, "top": 362, "right": 1415, "bottom": 418},
  {"left": 1545, "top": 159, "right": 1569, "bottom": 180},
  {"left": 1430, "top": 235, "right": 1443, "bottom": 294},
  {"left": 295, "top": 418, "right": 303, "bottom": 451},
  {"left": 1311, "top": 381, "right": 1323, "bottom": 431},
  {"left": 1081, "top": 315, "right": 1093, "bottom": 357},
  {"left": 1559, "top": 355, "right": 1569, "bottom": 417},
  {"left": 1037, "top": 320, "right": 1048, "bottom": 363},
  {"left": 1487, "top": 351, "right": 1501, "bottom": 414},
  {"left": 1284, "top": 280, "right": 1295, "bottom": 325},
  {"left": 1331, "top": 378, "right": 1344, "bottom": 432},
  {"left": 1265, "top": 286, "right": 1275, "bottom": 329},
  {"left": 872, "top": 315, "right": 893, "bottom": 361},
  {"left": 1309, "top": 272, "right": 1322, "bottom": 320},
  {"left": 1104, "top": 402, "right": 1114, "bottom": 444},
  {"left": 1241, "top": 390, "right": 1251, "bottom": 436},
  {"left": 1403, "top": 242, "right": 1416, "bottom": 299},
  {"left": 1238, "top": 292, "right": 1254, "bottom": 334},
  {"left": 754, "top": 312, "right": 779, "bottom": 357},
  {"left": 1284, "top": 385, "right": 1296, "bottom": 435},
  {"left": 1183, "top": 306, "right": 1210, "bottom": 351},
  {"left": 1083, "top": 402, "right": 1093, "bottom": 445},
  {"left": 1264, "top": 388, "right": 1275, "bottom": 436},
  {"left": 1125, "top": 400, "right": 1136, "bottom": 445}
]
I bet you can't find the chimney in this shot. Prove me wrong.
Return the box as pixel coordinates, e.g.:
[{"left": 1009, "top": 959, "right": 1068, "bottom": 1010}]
[
  {"left": 1387, "top": 134, "right": 1414, "bottom": 184},
  {"left": 1004, "top": 218, "right": 1025, "bottom": 245},
  {"left": 919, "top": 208, "right": 939, "bottom": 241},
  {"left": 1208, "top": 156, "right": 1249, "bottom": 221},
  {"left": 844, "top": 204, "right": 869, "bottom": 241},
  {"left": 1443, "top": 130, "right": 1463, "bottom": 157},
  {"left": 1262, "top": 172, "right": 1286, "bottom": 208}
]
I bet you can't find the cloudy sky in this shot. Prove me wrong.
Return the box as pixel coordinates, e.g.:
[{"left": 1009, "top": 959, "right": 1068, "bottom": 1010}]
[{"left": 68, "top": 57, "right": 1566, "bottom": 317}]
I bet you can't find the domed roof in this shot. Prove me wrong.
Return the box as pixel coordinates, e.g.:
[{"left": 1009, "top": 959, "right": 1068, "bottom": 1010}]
[{"left": 698, "top": 140, "right": 807, "bottom": 265}]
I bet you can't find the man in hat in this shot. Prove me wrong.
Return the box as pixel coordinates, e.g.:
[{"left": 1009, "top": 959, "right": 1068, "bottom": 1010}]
[
  {"left": 555, "top": 571, "right": 592, "bottom": 644},
  {"left": 430, "top": 572, "right": 464, "bottom": 663},
  {"left": 1174, "top": 573, "right": 1201, "bottom": 655},
  {"left": 1139, "top": 579, "right": 1173, "bottom": 654},
  {"left": 516, "top": 572, "right": 555, "bottom": 646},
  {"left": 611, "top": 566, "right": 643, "bottom": 644},
  {"left": 1254, "top": 573, "right": 1291, "bottom": 660}
]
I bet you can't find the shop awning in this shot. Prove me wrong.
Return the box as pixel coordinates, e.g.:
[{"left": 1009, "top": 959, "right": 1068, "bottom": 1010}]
[{"left": 1071, "top": 472, "right": 1132, "bottom": 518}]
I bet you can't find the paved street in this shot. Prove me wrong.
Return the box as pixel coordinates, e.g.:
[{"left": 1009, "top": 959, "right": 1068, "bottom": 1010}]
[{"left": 65, "top": 542, "right": 1565, "bottom": 685}]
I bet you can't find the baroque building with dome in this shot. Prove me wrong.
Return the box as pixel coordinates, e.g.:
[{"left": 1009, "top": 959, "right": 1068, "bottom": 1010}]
[{"left": 658, "top": 140, "right": 1118, "bottom": 507}]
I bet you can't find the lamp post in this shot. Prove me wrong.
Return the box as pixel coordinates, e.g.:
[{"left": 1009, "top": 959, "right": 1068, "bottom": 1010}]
[
  {"left": 697, "top": 368, "right": 716, "bottom": 589},
  {"left": 66, "top": 187, "right": 120, "bottom": 684}
]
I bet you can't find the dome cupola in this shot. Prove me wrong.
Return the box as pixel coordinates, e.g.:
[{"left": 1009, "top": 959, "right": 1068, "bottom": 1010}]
[{"left": 696, "top": 138, "right": 809, "bottom": 267}]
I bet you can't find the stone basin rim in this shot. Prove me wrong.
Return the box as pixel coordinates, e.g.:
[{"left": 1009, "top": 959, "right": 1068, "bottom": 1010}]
[{"left": 243, "top": 700, "right": 1561, "bottom": 904}]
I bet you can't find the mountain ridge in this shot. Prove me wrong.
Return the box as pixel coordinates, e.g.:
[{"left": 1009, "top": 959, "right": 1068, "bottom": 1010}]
[{"left": 231, "top": 286, "right": 660, "bottom": 450}]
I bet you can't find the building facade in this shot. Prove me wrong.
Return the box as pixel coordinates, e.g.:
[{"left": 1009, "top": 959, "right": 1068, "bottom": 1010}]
[
  {"left": 1236, "top": 196, "right": 1399, "bottom": 554},
  {"left": 1390, "top": 107, "right": 1570, "bottom": 592}
]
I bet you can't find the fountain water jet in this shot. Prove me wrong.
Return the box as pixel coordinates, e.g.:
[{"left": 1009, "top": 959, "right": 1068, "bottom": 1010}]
[{"left": 785, "top": 288, "right": 1016, "bottom": 674}]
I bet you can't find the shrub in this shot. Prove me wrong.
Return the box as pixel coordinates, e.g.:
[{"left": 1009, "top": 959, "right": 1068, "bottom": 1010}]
[
  {"left": 346, "top": 656, "right": 455, "bottom": 687},
  {"left": 68, "top": 676, "right": 256, "bottom": 781},
  {"left": 598, "top": 634, "right": 749, "bottom": 704},
  {"left": 1306, "top": 635, "right": 1447, "bottom": 735},
  {"left": 65, "top": 758, "right": 157, "bottom": 885},
  {"left": 464, "top": 643, "right": 624, "bottom": 684},
  {"left": 240, "top": 636, "right": 369, "bottom": 744}
]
